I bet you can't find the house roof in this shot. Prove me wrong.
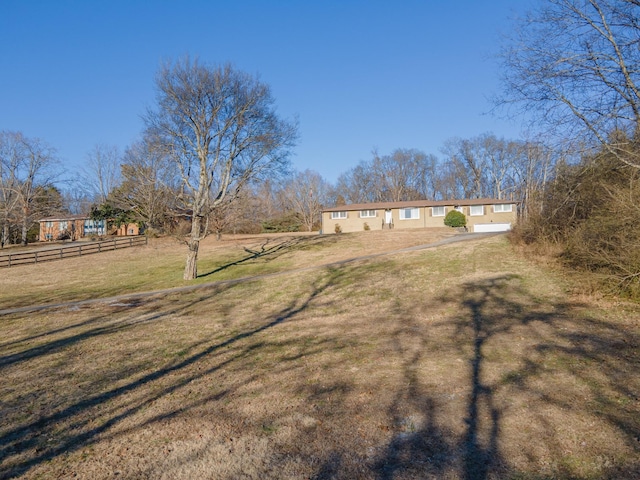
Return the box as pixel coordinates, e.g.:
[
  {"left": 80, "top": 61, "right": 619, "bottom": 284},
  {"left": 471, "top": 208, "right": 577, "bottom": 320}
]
[
  {"left": 322, "top": 198, "right": 518, "bottom": 213},
  {"left": 38, "top": 214, "right": 90, "bottom": 222}
]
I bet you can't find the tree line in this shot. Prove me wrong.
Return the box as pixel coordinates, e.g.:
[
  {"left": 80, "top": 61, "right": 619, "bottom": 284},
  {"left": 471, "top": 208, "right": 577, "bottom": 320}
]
[{"left": 0, "top": 129, "right": 553, "bottom": 241}]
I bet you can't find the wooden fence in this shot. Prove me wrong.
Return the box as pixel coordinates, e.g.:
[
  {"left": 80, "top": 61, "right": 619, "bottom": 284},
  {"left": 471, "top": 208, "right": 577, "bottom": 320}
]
[{"left": 0, "top": 236, "right": 148, "bottom": 268}]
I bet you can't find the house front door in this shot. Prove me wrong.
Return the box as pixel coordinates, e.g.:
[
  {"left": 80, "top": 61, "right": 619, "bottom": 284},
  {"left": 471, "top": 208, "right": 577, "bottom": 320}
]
[{"left": 385, "top": 210, "right": 392, "bottom": 226}]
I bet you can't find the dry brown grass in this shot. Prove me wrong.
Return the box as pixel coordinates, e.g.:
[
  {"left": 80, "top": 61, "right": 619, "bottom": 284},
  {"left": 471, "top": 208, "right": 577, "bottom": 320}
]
[
  {"left": 0, "top": 229, "right": 456, "bottom": 310},
  {"left": 0, "top": 230, "right": 639, "bottom": 479}
]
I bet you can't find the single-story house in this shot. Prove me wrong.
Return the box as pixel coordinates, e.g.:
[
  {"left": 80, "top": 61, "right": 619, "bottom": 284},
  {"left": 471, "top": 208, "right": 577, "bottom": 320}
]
[
  {"left": 322, "top": 198, "right": 518, "bottom": 234},
  {"left": 38, "top": 215, "right": 140, "bottom": 241}
]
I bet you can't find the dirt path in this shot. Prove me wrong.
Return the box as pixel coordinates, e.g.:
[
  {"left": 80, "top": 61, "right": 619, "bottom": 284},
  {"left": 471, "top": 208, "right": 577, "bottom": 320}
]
[{"left": 0, "top": 232, "right": 499, "bottom": 316}]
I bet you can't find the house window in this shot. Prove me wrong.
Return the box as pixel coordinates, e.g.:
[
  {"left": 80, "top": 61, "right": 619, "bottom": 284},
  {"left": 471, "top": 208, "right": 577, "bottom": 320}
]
[
  {"left": 59, "top": 221, "right": 68, "bottom": 231},
  {"left": 360, "top": 210, "right": 376, "bottom": 218},
  {"left": 455, "top": 206, "right": 464, "bottom": 213},
  {"left": 45, "top": 221, "right": 53, "bottom": 228},
  {"left": 494, "top": 204, "right": 513, "bottom": 213},
  {"left": 432, "top": 206, "right": 445, "bottom": 217},
  {"left": 331, "top": 211, "right": 347, "bottom": 220},
  {"left": 399, "top": 208, "right": 420, "bottom": 220},
  {"left": 85, "top": 219, "right": 105, "bottom": 234},
  {"left": 45, "top": 233, "right": 53, "bottom": 240},
  {"left": 469, "top": 205, "right": 484, "bottom": 216}
]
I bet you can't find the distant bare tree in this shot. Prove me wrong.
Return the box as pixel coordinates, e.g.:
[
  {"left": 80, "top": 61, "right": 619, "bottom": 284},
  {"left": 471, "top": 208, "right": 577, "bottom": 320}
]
[
  {"left": 442, "top": 137, "right": 488, "bottom": 198},
  {"left": 510, "top": 140, "right": 557, "bottom": 219},
  {"left": 0, "top": 131, "right": 59, "bottom": 245},
  {"left": 442, "top": 134, "right": 527, "bottom": 200},
  {"left": 419, "top": 153, "right": 441, "bottom": 200},
  {"left": 145, "top": 58, "right": 297, "bottom": 279},
  {"left": 110, "top": 134, "right": 178, "bottom": 233},
  {"left": 62, "top": 188, "right": 93, "bottom": 215},
  {"left": 0, "top": 133, "right": 20, "bottom": 247},
  {"left": 282, "top": 169, "right": 330, "bottom": 231},
  {"left": 335, "top": 160, "right": 377, "bottom": 204},
  {"left": 80, "top": 144, "right": 122, "bottom": 203},
  {"left": 478, "top": 134, "right": 521, "bottom": 200},
  {"left": 371, "top": 149, "right": 431, "bottom": 202},
  {"left": 335, "top": 148, "right": 438, "bottom": 203}
]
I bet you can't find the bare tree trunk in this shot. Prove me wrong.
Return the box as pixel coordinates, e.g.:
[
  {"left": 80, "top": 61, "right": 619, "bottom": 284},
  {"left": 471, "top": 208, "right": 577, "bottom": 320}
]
[
  {"left": 184, "top": 240, "right": 199, "bottom": 280},
  {"left": 184, "top": 215, "right": 202, "bottom": 280},
  {"left": 1, "top": 223, "right": 7, "bottom": 248},
  {"left": 21, "top": 219, "right": 28, "bottom": 245},
  {"left": 20, "top": 203, "right": 30, "bottom": 245}
]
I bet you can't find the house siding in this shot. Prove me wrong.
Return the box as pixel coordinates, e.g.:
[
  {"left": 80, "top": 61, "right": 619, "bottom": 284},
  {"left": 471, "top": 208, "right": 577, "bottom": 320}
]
[
  {"left": 39, "top": 218, "right": 87, "bottom": 241},
  {"left": 115, "top": 223, "right": 140, "bottom": 236},
  {"left": 38, "top": 216, "right": 108, "bottom": 241}
]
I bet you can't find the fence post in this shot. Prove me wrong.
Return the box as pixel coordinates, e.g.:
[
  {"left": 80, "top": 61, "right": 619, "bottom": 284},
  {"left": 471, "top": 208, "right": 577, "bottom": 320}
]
[
  {"left": 60, "top": 248, "right": 63, "bottom": 259},
  {"left": 35, "top": 252, "right": 38, "bottom": 263},
  {"left": 8, "top": 255, "right": 11, "bottom": 267}
]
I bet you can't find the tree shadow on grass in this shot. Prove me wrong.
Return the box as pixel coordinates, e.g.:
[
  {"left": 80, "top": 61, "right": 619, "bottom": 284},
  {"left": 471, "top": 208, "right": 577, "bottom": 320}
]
[
  {"left": 197, "top": 235, "right": 326, "bottom": 278},
  {"left": 368, "top": 276, "right": 520, "bottom": 479},
  {"left": 2, "top": 264, "right": 638, "bottom": 479},
  {"left": 369, "top": 274, "right": 639, "bottom": 479},
  {"left": 0, "top": 293, "right": 219, "bottom": 371},
  {"left": 0, "top": 271, "right": 339, "bottom": 479}
]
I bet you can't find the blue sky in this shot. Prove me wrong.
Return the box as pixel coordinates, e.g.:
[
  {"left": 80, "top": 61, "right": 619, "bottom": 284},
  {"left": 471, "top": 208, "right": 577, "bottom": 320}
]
[{"left": 1, "top": 0, "right": 533, "bottom": 184}]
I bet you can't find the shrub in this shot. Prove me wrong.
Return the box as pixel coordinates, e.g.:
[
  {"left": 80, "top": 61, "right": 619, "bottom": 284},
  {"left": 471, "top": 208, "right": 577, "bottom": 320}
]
[
  {"left": 334, "top": 223, "right": 342, "bottom": 234},
  {"left": 363, "top": 222, "right": 370, "bottom": 231},
  {"left": 515, "top": 144, "right": 640, "bottom": 299},
  {"left": 444, "top": 210, "right": 466, "bottom": 228}
]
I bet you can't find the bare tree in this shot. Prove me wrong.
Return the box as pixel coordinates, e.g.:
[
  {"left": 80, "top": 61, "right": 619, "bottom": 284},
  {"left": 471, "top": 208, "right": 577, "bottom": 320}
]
[
  {"left": 371, "top": 149, "right": 431, "bottom": 202},
  {"left": 281, "top": 169, "right": 330, "bottom": 231},
  {"left": 80, "top": 144, "right": 122, "bottom": 203},
  {"left": 225, "top": 183, "right": 278, "bottom": 234},
  {"left": 510, "top": 140, "right": 557, "bottom": 219},
  {"left": 145, "top": 58, "right": 297, "bottom": 279},
  {"left": 62, "top": 188, "right": 93, "bottom": 215},
  {"left": 110, "top": 134, "right": 178, "bottom": 233},
  {"left": 0, "top": 131, "right": 59, "bottom": 245},
  {"left": 497, "top": 0, "right": 640, "bottom": 168},
  {"left": 479, "top": 134, "right": 521, "bottom": 200},
  {"left": 419, "top": 153, "right": 441, "bottom": 200},
  {"left": 0, "top": 133, "right": 20, "bottom": 247},
  {"left": 442, "top": 137, "right": 489, "bottom": 198},
  {"left": 431, "top": 160, "right": 462, "bottom": 200},
  {"left": 335, "top": 160, "right": 378, "bottom": 204},
  {"left": 335, "top": 148, "right": 438, "bottom": 203}
]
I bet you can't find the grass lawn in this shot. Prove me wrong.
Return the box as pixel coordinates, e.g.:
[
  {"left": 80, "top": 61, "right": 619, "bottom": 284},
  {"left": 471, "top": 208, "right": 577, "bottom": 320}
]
[{"left": 0, "top": 230, "right": 639, "bottom": 479}]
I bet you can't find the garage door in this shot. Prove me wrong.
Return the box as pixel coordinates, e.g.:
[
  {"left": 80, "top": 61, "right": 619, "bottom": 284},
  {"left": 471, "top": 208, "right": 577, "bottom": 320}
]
[{"left": 473, "top": 223, "right": 511, "bottom": 233}]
